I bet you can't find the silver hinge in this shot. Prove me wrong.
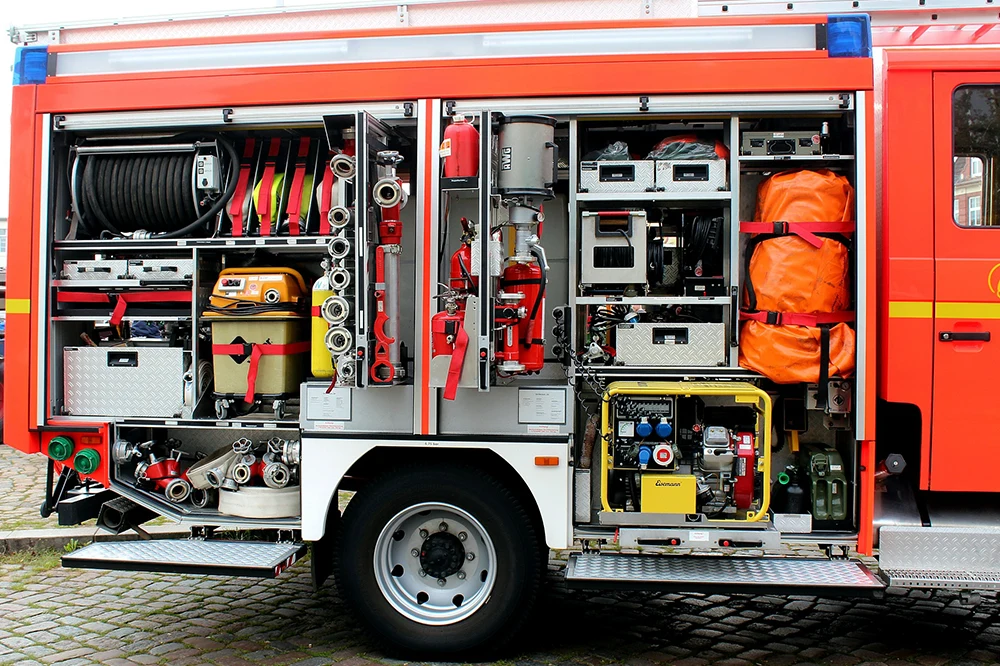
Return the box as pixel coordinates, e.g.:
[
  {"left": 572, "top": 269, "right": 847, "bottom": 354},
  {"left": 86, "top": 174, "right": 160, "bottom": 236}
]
[
  {"left": 641, "top": 0, "right": 654, "bottom": 17},
  {"left": 397, "top": 4, "right": 410, "bottom": 26},
  {"left": 9, "top": 28, "right": 59, "bottom": 45}
]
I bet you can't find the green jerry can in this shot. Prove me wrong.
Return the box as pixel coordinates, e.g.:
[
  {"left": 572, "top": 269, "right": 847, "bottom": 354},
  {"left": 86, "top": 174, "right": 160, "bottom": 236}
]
[{"left": 805, "top": 447, "right": 848, "bottom": 521}]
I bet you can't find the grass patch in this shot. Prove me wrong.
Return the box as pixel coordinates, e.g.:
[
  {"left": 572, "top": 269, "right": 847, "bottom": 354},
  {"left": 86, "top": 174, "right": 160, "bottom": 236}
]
[{"left": 0, "top": 547, "right": 63, "bottom": 571}]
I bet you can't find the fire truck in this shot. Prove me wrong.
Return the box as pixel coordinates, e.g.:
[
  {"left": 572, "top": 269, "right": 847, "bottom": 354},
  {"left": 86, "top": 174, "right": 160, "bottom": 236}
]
[{"left": 5, "top": 0, "right": 1000, "bottom": 655}]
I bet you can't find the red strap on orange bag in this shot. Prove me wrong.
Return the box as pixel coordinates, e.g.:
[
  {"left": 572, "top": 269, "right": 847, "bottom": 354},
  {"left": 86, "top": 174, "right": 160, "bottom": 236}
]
[
  {"left": 319, "top": 162, "right": 334, "bottom": 236},
  {"left": 285, "top": 138, "right": 311, "bottom": 237},
  {"left": 257, "top": 138, "right": 282, "bottom": 236},
  {"left": 443, "top": 324, "right": 468, "bottom": 401},
  {"left": 212, "top": 341, "right": 310, "bottom": 403},
  {"left": 740, "top": 310, "right": 855, "bottom": 327},
  {"left": 58, "top": 291, "right": 192, "bottom": 326},
  {"left": 228, "top": 139, "right": 256, "bottom": 237},
  {"left": 740, "top": 221, "right": 855, "bottom": 249}
]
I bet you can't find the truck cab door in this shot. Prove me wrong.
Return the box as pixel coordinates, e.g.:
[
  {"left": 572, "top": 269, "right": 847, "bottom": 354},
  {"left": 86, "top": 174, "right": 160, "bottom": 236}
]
[{"left": 931, "top": 74, "right": 1000, "bottom": 491}]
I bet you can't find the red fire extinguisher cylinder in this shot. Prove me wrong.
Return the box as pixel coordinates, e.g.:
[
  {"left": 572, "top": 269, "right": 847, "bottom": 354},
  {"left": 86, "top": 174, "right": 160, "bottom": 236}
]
[{"left": 443, "top": 115, "right": 480, "bottom": 178}]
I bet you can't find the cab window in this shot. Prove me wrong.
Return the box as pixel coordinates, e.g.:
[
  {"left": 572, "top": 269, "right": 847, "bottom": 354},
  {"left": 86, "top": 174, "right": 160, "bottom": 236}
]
[{"left": 953, "top": 86, "right": 1000, "bottom": 227}]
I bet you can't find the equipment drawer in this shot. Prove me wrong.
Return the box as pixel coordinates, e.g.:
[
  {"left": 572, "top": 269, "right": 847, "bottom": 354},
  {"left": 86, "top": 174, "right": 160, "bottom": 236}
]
[
  {"left": 654, "top": 159, "right": 727, "bottom": 192},
  {"left": 615, "top": 322, "right": 727, "bottom": 367},
  {"left": 63, "top": 346, "right": 191, "bottom": 418},
  {"left": 127, "top": 259, "right": 195, "bottom": 282},
  {"left": 61, "top": 260, "right": 129, "bottom": 281},
  {"left": 579, "top": 160, "right": 655, "bottom": 193}
]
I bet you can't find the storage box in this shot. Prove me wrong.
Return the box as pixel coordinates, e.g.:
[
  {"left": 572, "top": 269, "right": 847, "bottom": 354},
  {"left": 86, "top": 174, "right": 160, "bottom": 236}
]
[
  {"left": 580, "top": 211, "right": 648, "bottom": 286},
  {"left": 654, "top": 159, "right": 728, "bottom": 192},
  {"left": 63, "top": 346, "right": 190, "bottom": 417},
  {"left": 127, "top": 258, "right": 195, "bottom": 282},
  {"left": 61, "top": 260, "right": 128, "bottom": 281},
  {"left": 210, "top": 317, "right": 308, "bottom": 397},
  {"left": 615, "top": 322, "right": 727, "bottom": 367},
  {"left": 579, "top": 160, "right": 655, "bottom": 193}
]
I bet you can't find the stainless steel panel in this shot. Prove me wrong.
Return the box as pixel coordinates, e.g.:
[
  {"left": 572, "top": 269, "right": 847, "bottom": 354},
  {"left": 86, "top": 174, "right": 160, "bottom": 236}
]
[
  {"left": 63, "top": 347, "right": 189, "bottom": 418},
  {"left": 439, "top": 383, "right": 573, "bottom": 436},
  {"left": 616, "top": 527, "right": 782, "bottom": 549},
  {"left": 566, "top": 552, "right": 883, "bottom": 588},
  {"left": 300, "top": 382, "right": 413, "bottom": 434},
  {"left": 615, "top": 322, "right": 727, "bottom": 367},
  {"left": 773, "top": 513, "right": 813, "bottom": 533}
]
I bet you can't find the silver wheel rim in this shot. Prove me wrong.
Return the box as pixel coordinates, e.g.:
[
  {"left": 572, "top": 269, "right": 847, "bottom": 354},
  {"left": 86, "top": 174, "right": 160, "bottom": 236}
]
[{"left": 373, "top": 501, "right": 497, "bottom": 626}]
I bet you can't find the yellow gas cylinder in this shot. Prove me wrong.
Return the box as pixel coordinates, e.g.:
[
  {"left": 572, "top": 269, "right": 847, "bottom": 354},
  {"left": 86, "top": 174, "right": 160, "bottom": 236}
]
[{"left": 312, "top": 273, "right": 334, "bottom": 378}]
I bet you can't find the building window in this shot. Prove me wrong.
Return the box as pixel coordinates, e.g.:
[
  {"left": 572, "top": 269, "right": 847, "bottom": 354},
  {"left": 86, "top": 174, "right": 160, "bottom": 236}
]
[{"left": 953, "top": 86, "right": 999, "bottom": 227}]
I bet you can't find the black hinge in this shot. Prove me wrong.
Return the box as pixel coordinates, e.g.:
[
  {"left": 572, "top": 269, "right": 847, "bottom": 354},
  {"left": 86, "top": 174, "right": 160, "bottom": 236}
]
[
  {"left": 403, "top": 102, "right": 414, "bottom": 117},
  {"left": 53, "top": 115, "right": 66, "bottom": 130},
  {"left": 222, "top": 108, "right": 234, "bottom": 123},
  {"left": 639, "top": 96, "right": 650, "bottom": 112},
  {"left": 444, "top": 100, "right": 457, "bottom": 116},
  {"left": 838, "top": 94, "right": 852, "bottom": 110}
]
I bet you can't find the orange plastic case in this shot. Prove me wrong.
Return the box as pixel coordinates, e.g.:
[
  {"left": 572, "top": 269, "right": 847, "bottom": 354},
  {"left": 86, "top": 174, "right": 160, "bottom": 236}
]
[{"left": 739, "top": 170, "right": 856, "bottom": 384}]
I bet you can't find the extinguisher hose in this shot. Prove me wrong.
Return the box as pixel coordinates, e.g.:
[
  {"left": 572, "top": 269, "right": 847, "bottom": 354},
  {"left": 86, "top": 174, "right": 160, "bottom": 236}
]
[{"left": 524, "top": 246, "right": 547, "bottom": 349}]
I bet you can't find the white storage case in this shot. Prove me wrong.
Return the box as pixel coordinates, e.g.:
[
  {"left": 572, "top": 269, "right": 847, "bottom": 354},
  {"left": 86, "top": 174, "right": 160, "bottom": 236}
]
[
  {"left": 63, "top": 346, "right": 191, "bottom": 418},
  {"left": 654, "top": 159, "right": 728, "bottom": 192},
  {"left": 579, "top": 160, "right": 655, "bottom": 193},
  {"left": 615, "top": 322, "right": 727, "bottom": 367}
]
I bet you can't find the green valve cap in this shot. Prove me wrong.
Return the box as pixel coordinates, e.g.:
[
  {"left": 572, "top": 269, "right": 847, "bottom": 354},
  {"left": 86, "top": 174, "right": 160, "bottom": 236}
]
[
  {"left": 777, "top": 471, "right": 791, "bottom": 485},
  {"left": 48, "top": 436, "right": 74, "bottom": 462},
  {"left": 73, "top": 449, "right": 101, "bottom": 476}
]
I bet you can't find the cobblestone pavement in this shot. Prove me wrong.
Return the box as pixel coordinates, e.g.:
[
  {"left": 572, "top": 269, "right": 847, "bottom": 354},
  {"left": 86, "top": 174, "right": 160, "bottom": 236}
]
[
  {"left": 1, "top": 550, "right": 999, "bottom": 666},
  {"left": 5, "top": 448, "right": 1000, "bottom": 665},
  {"left": 0, "top": 447, "right": 61, "bottom": 531}
]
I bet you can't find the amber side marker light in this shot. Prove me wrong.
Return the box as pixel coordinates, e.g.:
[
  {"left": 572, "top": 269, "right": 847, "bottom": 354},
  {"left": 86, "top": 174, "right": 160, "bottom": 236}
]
[{"left": 534, "top": 456, "right": 560, "bottom": 467}]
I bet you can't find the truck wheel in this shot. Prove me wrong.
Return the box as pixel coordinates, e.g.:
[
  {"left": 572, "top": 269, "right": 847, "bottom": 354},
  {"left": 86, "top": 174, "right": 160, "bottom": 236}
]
[{"left": 336, "top": 463, "right": 542, "bottom": 656}]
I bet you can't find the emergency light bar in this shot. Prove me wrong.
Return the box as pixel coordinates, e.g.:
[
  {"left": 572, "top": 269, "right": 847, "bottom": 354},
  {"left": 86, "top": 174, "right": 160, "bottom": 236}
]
[{"left": 38, "top": 22, "right": 839, "bottom": 80}]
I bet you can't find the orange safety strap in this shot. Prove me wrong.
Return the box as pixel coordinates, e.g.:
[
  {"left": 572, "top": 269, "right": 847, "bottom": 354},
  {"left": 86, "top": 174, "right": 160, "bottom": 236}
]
[
  {"left": 211, "top": 341, "right": 310, "bottom": 403},
  {"left": 740, "top": 310, "right": 855, "bottom": 327},
  {"left": 257, "top": 138, "right": 282, "bottom": 237},
  {"left": 228, "top": 139, "right": 256, "bottom": 237},
  {"left": 285, "top": 138, "right": 311, "bottom": 237},
  {"left": 739, "top": 221, "right": 855, "bottom": 249},
  {"left": 319, "top": 160, "right": 335, "bottom": 236},
  {"left": 57, "top": 291, "right": 193, "bottom": 326},
  {"left": 443, "top": 324, "right": 469, "bottom": 401}
]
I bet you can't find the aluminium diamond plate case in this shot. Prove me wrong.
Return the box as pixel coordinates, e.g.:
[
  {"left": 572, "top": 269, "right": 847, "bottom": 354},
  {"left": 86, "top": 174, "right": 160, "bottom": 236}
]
[
  {"left": 579, "top": 160, "right": 656, "bottom": 193},
  {"left": 654, "top": 159, "right": 727, "bottom": 192},
  {"left": 127, "top": 258, "right": 195, "bottom": 282},
  {"left": 63, "top": 347, "right": 191, "bottom": 418},
  {"left": 615, "top": 322, "right": 727, "bottom": 367}
]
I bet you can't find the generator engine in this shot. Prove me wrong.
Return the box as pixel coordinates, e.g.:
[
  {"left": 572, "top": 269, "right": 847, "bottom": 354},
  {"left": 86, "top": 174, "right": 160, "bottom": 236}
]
[{"left": 602, "top": 381, "right": 771, "bottom": 521}]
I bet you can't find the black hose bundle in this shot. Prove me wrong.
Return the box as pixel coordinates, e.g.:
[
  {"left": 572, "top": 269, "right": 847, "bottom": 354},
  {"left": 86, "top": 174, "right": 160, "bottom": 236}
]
[{"left": 75, "top": 134, "right": 240, "bottom": 239}]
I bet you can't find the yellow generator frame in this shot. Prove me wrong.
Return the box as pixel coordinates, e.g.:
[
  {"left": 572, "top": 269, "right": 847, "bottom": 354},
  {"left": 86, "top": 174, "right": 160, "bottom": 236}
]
[{"left": 600, "top": 381, "right": 773, "bottom": 522}]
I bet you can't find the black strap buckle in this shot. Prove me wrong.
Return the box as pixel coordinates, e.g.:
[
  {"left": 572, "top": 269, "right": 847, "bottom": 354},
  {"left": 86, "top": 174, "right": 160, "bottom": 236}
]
[
  {"left": 765, "top": 311, "right": 782, "bottom": 326},
  {"left": 772, "top": 221, "right": 789, "bottom": 236}
]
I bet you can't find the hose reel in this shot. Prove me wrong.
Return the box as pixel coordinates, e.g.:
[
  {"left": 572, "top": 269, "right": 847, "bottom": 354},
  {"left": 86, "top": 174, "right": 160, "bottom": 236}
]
[{"left": 71, "top": 135, "right": 240, "bottom": 239}]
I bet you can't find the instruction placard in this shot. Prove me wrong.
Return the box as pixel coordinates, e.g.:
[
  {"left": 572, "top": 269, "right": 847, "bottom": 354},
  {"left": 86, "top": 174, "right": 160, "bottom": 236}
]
[
  {"left": 517, "top": 389, "right": 566, "bottom": 425},
  {"left": 306, "top": 386, "right": 352, "bottom": 421}
]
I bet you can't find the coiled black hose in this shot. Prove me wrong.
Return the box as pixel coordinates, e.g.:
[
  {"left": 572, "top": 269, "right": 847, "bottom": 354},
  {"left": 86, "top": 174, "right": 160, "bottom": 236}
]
[{"left": 76, "top": 135, "right": 240, "bottom": 239}]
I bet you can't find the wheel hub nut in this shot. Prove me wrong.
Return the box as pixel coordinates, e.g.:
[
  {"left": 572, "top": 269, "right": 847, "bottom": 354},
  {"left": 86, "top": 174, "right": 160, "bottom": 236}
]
[
  {"left": 411, "top": 548, "right": 419, "bottom": 557},
  {"left": 467, "top": 552, "right": 475, "bottom": 561},
  {"left": 437, "top": 578, "right": 447, "bottom": 587},
  {"left": 457, "top": 571, "right": 466, "bottom": 580}
]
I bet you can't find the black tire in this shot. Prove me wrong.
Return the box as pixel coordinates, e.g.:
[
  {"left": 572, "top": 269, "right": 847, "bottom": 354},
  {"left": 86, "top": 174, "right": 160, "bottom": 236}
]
[{"left": 335, "top": 462, "right": 543, "bottom": 657}]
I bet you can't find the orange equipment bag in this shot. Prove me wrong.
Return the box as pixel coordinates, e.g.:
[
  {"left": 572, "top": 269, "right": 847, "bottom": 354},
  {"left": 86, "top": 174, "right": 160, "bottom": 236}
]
[{"left": 738, "top": 169, "right": 856, "bottom": 385}]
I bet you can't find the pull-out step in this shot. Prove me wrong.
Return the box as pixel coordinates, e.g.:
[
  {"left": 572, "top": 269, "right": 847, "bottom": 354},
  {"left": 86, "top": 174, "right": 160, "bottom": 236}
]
[
  {"left": 879, "top": 526, "right": 1000, "bottom": 590},
  {"left": 566, "top": 553, "right": 884, "bottom": 595},
  {"left": 62, "top": 539, "right": 306, "bottom": 578}
]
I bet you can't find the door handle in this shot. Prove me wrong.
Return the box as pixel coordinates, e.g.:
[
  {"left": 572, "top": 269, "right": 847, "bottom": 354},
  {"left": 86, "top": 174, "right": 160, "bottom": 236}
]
[{"left": 940, "top": 331, "right": 991, "bottom": 342}]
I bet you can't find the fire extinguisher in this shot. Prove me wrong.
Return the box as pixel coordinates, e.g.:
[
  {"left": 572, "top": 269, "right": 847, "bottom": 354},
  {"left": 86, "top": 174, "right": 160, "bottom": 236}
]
[
  {"left": 431, "top": 295, "right": 469, "bottom": 400},
  {"left": 499, "top": 260, "right": 546, "bottom": 373},
  {"left": 449, "top": 217, "right": 478, "bottom": 295},
  {"left": 443, "top": 115, "right": 480, "bottom": 178}
]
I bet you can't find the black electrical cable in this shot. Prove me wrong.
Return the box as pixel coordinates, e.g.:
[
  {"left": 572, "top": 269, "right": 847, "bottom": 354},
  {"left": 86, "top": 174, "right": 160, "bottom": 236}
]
[{"left": 77, "top": 134, "right": 240, "bottom": 239}]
